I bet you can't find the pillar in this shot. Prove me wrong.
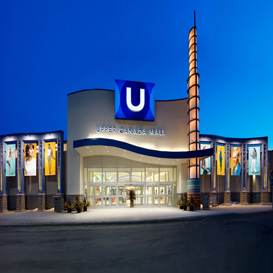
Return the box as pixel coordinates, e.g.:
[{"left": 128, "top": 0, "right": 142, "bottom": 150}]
[
  {"left": 38, "top": 139, "right": 46, "bottom": 210},
  {"left": 187, "top": 13, "right": 200, "bottom": 208},
  {"left": 16, "top": 140, "right": 25, "bottom": 211},
  {"left": 0, "top": 195, "right": 8, "bottom": 212},
  {"left": 224, "top": 144, "right": 231, "bottom": 205},
  {"left": 0, "top": 141, "right": 8, "bottom": 212},
  {"left": 261, "top": 191, "right": 270, "bottom": 205}
]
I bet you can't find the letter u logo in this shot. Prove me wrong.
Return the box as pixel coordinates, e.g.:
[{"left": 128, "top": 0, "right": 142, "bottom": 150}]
[{"left": 126, "top": 87, "right": 145, "bottom": 112}]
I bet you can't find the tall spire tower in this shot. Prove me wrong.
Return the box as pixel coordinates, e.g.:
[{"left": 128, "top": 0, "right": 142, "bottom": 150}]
[{"left": 187, "top": 11, "right": 200, "bottom": 208}]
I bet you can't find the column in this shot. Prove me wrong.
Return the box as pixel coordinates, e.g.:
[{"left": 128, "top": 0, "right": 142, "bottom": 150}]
[
  {"left": 261, "top": 143, "right": 270, "bottom": 204},
  {"left": 210, "top": 141, "right": 217, "bottom": 203},
  {"left": 54, "top": 136, "right": 64, "bottom": 212},
  {"left": 240, "top": 144, "right": 248, "bottom": 205},
  {"left": 16, "top": 140, "right": 25, "bottom": 211},
  {"left": 187, "top": 18, "right": 200, "bottom": 209},
  {"left": 0, "top": 140, "right": 8, "bottom": 212},
  {"left": 224, "top": 144, "right": 231, "bottom": 205},
  {"left": 38, "top": 139, "right": 46, "bottom": 210}
]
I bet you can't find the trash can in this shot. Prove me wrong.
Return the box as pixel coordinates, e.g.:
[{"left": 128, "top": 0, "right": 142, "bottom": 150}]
[
  {"left": 202, "top": 193, "right": 210, "bottom": 210},
  {"left": 54, "top": 195, "right": 64, "bottom": 213}
]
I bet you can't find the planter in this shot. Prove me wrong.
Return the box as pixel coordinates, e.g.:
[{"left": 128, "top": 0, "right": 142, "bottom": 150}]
[
  {"left": 189, "top": 206, "right": 195, "bottom": 211},
  {"left": 183, "top": 205, "right": 187, "bottom": 211},
  {"left": 83, "top": 206, "right": 87, "bottom": 212},
  {"left": 76, "top": 207, "right": 82, "bottom": 213},
  {"left": 67, "top": 208, "right": 72, "bottom": 213}
]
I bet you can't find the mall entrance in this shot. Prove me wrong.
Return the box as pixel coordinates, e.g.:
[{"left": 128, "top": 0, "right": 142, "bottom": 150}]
[
  {"left": 85, "top": 183, "right": 175, "bottom": 208},
  {"left": 83, "top": 156, "right": 177, "bottom": 208}
]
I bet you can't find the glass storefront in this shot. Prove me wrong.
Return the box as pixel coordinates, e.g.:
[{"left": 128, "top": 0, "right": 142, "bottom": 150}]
[{"left": 83, "top": 156, "right": 176, "bottom": 208}]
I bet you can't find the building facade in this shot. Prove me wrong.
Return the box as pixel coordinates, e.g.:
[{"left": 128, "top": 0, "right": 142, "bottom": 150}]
[{"left": 0, "top": 22, "right": 271, "bottom": 212}]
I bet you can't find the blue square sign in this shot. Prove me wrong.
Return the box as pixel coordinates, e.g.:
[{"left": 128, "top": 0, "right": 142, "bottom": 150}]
[{"left": 115, "top": 79, "right": 155, "bottom": 121}]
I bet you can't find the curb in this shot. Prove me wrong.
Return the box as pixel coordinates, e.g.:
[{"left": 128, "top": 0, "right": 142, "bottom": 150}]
[{"left": 0, "top": 210, "right": 272, "bottom": 228}]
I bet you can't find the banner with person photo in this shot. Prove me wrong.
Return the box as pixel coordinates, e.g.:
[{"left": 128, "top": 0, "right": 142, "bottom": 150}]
[
  {"left": 24, "top": 143, "right": 37, "bottom": 176},
  {"left": 248, "top": 146, "right": 260, "bottom": 175},
  {"left": 230, "top": 146, "right": 241, "bottom": 176},
  {"left": 6, "top": 144, "right": 16, "bottom": 177},
  {"left": 45, "top": 142, "right": 56, "bottom": 176},
  {"left": 216, "top": 144, "right": 225, "bottom": 175},
  {"left": 200, "top": 143, "right": 211, "bottom": 175}
]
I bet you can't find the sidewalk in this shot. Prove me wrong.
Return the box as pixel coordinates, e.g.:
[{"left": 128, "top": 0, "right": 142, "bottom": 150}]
[{"left": 0, "top": 204, "right": 272, "bottom": 227}]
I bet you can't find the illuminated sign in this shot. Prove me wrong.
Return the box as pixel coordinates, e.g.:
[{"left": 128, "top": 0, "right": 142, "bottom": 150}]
[
  {"left": 115, "top": 79, "right": 155, "bottom": 121},
  {"left": 216, "top": 144, "right": 225, "bottom": 176},
  {"left": 6, "top": 144, "right": 16, "bottom": 177},
  {"left": 96, "top": 126, "right": 165, "bottom": 136},
  {"left": 200, "top": 143, "right": 211, "bottom": 175},
  {"left": 230, "top": 146, "right": 241, "bottom": 176},
  {"left": 248, "top": 146, "right": 260, "bottom": 175}
]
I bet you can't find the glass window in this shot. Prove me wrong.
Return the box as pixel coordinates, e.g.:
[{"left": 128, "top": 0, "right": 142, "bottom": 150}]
[
  {"left": 110, "top": 186, "right": 116, "bottom": 195},
  {"left": 174, "top": 167, "right": 177, "bottom": 182},
  {"left": 160, "top": 197, "right": 165, "bottom": 205},
  {"left": 83, "top": 168, "right": 87, "bottom": 182},
  {"left": 95, "top": 186, "right": 101, "bottom": 196},
  {"left": 118, "top": 186, "right": 126, "bottom": 195},
  {"left": 136, "top": 197, "right": 144, "bottom": 205},
  {"left": 146, "top": 171, "right": 153, "bottom": 182},
  {"left": 119, "top": 197, "right": 126, "bottom": 205},
  {"left": 160, "top": 168, "right": 173, "bottom": 182},
  {"left": 111, "top": 197, "right": 116, "bottom": 206},
  {"left": 154, "top": 186, "right": 158, "bottom": 195},
  {"left": 103, "top": 186, "right": 110, "bottom": 195},
  {"left": 154, "top": 197, "right": 159, "bottom": 205},
  {"left": 118, "top": 168, "right": 130, "bottom": 182},
  {"left": 89, "top": 168, "right": 102, "bottom": 182},
  {"left": 103, "top": 168, "right": 117, "bottom": 183},
  {"left": 146, "top": 168, "right": 159, "bottom": 182},
  {"left": 132, "top": 168, "right": 145, "bottom": 182},
  {"left": 88, "top": 198, "right": 93, "bottom": 207},
  {"left": 104, "top": 197, "right": 110, "bottom": 206},
  {"left": 147, "top": 196, "right": 152, "bottom": 205},
  {"left": 135, "top": 186, "right": 144, "bottom": 195},
  {"left": 167, "top": 197, "right": 172, "bottom": 206},
  {"left": 95, "top": 198, "right": 102, "bottom": 206},
  {"left": 89, "top": 186, "right": 93, "bottom": 196},
  {"left": 160, "top": 170, "right": 166, "bottom": 182},
  {"left": 160, "top": 186, "right": 165, "bottom": 195},
  {"left": 167, "top": 185, "right": 172, "bottom": 195},
  {"left": 146, "top": 186, "right": 152, "bottom": 195}
]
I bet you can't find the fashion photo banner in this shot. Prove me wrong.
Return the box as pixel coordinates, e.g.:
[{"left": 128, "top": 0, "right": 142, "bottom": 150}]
[
  {"left": 248, "top": 146, "right": 260, "bottom": 175},
  {"left": 45, "top": 142, "right": 56, "bottom": 176},
  {"left": 217, "top": 144, "right": 225, "bottom": 176},
  {"left": 200, "top": 143, "right": 211, "bottom": 175},
  {"left": 6, "top": 144, "right": 16, "bottom": 177},
  {"left": 230, "top": 146, "right": 241, "bottom": 176},
  {"left": 24, "top": 143, "right": 37, "bottom": 176}
]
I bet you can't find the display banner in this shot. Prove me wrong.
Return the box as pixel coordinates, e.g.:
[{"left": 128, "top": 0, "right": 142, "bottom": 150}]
[
  {"left": 200, "top": 143, "right": 211, "bottom": 175},
  {"left": 216, "top": 144, "right": 225, "bottom": 175},
  {"left": 24, "top": 143, "right": 37, "bottom": 176},
  {"left": 248, "top": 146, "right": 260, "bottom": 175},
  {"left": 45, "top": 142, "right": 56, "bottom": 176},
  {"left": 230, "top": 146, "right": 241, "bottom": 176},
  {"left": 6, "top": 144, "right": 16, "bottom": 177},
  {"left": 115, "top": 79, "right": 155, "bottom": 121}
]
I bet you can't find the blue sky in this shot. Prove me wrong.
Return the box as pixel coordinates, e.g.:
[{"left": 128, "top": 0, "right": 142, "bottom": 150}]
[{"left": 1, "top": 0, "right": 273, "bottom": 149}]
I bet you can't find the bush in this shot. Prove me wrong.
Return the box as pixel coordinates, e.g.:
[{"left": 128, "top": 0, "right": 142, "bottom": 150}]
[{"left": 73, "top": 195, "right": 83, "bottom": 213}]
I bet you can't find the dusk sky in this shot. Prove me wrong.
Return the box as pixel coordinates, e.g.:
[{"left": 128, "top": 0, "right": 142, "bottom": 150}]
[{"left": 1, "top": 0, "right": 273, "bottom": 149}]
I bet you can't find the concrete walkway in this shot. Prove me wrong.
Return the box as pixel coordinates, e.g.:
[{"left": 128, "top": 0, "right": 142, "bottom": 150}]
[{"left": 0, "top": 204, "right": 272, "bottom": 227}]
